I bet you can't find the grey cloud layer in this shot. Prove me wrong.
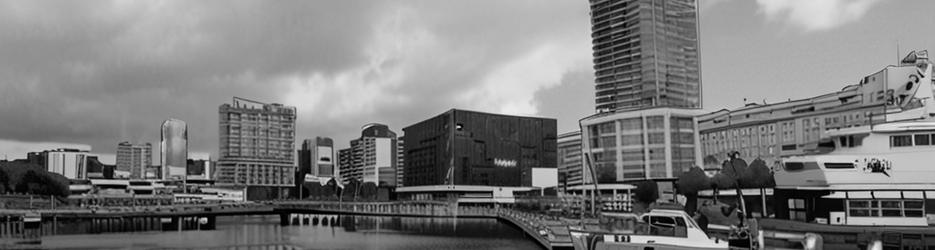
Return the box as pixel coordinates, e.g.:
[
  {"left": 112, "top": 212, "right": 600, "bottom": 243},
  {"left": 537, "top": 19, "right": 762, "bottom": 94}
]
[{"left": 0, "top": 0, "right": 591, "bottom": 155}]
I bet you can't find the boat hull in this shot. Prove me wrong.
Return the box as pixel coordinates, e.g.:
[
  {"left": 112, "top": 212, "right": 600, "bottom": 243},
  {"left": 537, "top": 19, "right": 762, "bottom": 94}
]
[{"left": 569, "top": 230, "right": 729, "bottom": 250}]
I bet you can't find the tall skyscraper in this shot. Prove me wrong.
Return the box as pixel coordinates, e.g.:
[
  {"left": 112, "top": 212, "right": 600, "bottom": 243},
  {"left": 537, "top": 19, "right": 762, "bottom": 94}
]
[
  {"left": 338, "top": 123, "right": 398, "bottom": 187},
  {"left": 116, "top": 142, "right": 152, "bottom": 179},
  {"left": 589, "top": 0, "right": 701, "bottom": 111},
  {"left": 217, "top": 97, "right": 297, "bottom": 200},
  {"left": 580, "top": 0, "right": 701, "bottom": 194},
  {"left": 161, "top": 118, "right": 188, "bottom": 180}
]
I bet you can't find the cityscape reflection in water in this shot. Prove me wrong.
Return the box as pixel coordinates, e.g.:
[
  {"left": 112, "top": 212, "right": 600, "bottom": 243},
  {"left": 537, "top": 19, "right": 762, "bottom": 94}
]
[{"left": 31, "top": 215, "right": 541, "bottom": 249}]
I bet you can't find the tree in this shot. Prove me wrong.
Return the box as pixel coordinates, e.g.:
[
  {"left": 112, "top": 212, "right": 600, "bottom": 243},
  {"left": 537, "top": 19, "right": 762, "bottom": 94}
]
[
  {"left": 716, "top": 154, "right": 751, "bottom": 221},
  {"left": 633, "top": 180, "right": 659, "bottom": 204},
  {"left": 342, "top": 178, "right": 360, "bottom": 200},
  {"left": 14, "top": 170, "right": 69, "bottom": 197},
  {"left": 677, "top": 166, "right": 711, "bottom": 215},
  {"left": 720, "top": 157, "right": 748, "bottom": 182},
  {"left": 703, "top": 155, "right": 721, "bottom": 169},
  {"left": 321, "top": 178, "right": 338, "bottom": 200},
  {"left": 739, "top": 158, "right": 775, "bottom": 188},
  {"left": 0, "top": 168, "right": 9, "bottom": 194},
  {"left": 0, "top": 161, "right": 69, "bottom": 197},
  {"left": 359, "top": 182, "right": 377, "bottom": 201},
  {"left": 740, "top": 158, "right": 775, "bottom": 216}
]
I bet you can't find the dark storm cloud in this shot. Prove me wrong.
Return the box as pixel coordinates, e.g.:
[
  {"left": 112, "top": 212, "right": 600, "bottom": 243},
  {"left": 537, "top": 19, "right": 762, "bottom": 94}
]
[
  {"left": 0, "top": 0, "right": 384, "bottom": 154},
  {"left": 0, "top": 0, "right": 592, "bottom": 157},
  {"left": 280, "top": 0, "right": 591, "bottom": 148}
]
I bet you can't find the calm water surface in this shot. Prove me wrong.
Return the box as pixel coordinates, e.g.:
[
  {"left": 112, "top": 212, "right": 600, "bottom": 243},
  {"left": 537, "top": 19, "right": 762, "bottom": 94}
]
[{"left": 35, "top": 215, "right": 542, "bottom": 250}]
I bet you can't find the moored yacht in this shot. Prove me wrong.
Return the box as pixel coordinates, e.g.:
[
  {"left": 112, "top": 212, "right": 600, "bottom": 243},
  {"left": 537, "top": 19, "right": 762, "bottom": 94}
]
[
  {"left": 776, "top": 120, "right": 935, "bottom": 226},
  {"left": 568, "top": 209, "right": 730, "bottom": 250},
  {"left": 767, "top": 54, "right": 935, "bottom": 248}
]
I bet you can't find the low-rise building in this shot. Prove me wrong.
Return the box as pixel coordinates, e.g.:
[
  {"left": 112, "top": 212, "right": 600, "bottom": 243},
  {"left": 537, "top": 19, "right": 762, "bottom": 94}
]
[
  {"left": 397, "top": 109, "right": 557, "bottom": 203},
  {"left": 42, "top": 148, "right": 90, "bottom": 180}
]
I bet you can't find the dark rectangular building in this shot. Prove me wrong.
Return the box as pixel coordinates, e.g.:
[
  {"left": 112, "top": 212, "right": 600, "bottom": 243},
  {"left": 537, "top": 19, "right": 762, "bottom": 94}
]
[{"left": 403, "top": 109, "right": 557, "bottom": 187}]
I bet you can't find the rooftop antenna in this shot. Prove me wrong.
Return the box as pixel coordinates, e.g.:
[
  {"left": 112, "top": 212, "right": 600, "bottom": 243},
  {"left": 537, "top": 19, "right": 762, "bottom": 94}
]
[{"left": 896, "top": 40, "right": 900, "bottom": 64}]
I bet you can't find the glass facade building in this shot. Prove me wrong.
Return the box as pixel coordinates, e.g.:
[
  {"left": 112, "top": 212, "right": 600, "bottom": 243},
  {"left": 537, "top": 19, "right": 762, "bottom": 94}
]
[
  {"left": 161, "top": 118, "right": 188, "bottom": 180},
  {"left": 589, "top": 0, "right": 701, "bottom": 111},
  {"left": 580, "top": 107, "right": 702, "bottom": 183},
  {"left": 402, "top": 109, "right": 557, "bottom": 187}
]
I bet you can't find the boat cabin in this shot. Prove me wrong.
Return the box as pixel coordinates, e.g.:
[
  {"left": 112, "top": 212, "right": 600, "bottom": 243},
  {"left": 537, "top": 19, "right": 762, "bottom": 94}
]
[{"left": 773, "top": 121, "right": 935, "bottom": 226}]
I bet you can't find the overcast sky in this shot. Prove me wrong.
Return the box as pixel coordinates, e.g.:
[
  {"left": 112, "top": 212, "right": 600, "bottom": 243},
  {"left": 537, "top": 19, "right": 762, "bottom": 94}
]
[{"left": 2, "top": 0, "right": 934, "bottom": 164}]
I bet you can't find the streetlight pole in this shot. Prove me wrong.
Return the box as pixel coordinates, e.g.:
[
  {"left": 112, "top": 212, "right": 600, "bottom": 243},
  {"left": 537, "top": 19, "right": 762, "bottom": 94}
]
[{"left": 579, "top": 119, "right": 600, "bottom": 217}]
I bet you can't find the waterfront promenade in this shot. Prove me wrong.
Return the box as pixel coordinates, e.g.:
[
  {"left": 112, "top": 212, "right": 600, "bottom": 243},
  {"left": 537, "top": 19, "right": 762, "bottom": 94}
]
[{"left": 0, "top": 201, "right": 574, "bottom": 250}]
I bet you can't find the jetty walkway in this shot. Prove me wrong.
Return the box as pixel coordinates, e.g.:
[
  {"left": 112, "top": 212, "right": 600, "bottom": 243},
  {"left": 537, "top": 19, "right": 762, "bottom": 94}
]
[{"left": 0, "top": 201, "right": 574, "bottom": 250}]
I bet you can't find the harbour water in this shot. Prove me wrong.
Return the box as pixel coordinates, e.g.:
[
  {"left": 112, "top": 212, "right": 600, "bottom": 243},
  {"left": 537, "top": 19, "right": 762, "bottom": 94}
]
[{"left": 23, "top": 215, "right": 541, "bottom": 249}]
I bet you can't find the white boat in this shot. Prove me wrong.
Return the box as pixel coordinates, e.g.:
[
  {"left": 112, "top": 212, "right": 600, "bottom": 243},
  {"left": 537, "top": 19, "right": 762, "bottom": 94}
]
[
  {"left": 568, "top": 209, "right": 730, "bottom": 250},
  {"left": 775, "top": 120, "right": 935, "bottom": 227},
  {"left": 765, "top": 56, "right": 935, "bottom": 248}
]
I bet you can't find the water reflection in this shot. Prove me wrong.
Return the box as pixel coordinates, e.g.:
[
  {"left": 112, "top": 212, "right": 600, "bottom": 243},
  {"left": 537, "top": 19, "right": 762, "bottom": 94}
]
[{"left": 32, "top": 215, "right": 540, "bottom": 250}]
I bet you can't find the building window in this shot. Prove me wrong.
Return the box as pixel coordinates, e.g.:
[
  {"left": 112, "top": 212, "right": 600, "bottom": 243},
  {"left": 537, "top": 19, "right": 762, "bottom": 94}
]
[
  {"left": 890, "top": 135, "right": 913, "bottom": 147},
  {"left": 646, "top": 116, "right": 665, "bottom": 129},
  {"left": 621, "top": 134, "right": 643, "bottom": 145},
  {"left": 648, "top": 133, "right": 665, "bottom": 144},
  {"left": 620, "top": 118, "right": 642, "bottom": 130},
  {"left": 598, "top": 122, "right": 616, "bottom": 134}
]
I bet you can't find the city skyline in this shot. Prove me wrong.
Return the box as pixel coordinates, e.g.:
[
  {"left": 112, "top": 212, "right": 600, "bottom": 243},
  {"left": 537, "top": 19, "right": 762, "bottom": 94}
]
[{"left": 2, "top": 0, "right": 934, "bottom": 165}]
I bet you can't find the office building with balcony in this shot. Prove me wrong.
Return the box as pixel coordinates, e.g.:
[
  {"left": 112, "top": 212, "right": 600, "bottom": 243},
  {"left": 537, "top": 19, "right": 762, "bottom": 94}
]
[
  {"left": 589, "top": 0, "right": 701, "bottom": 112},
  {"left": 397, "top": 109, "right": 557, "bottom": 203},
  {"left": 216, "top": 97, "right": 297, "bottom": 200},
  {"left": 116, "top": 142, "right": 152, "bottom": 179},
  {"left": 397, "top": 138, "right": 405, "bottom": 187},
  {"left": 161, "top": 118, "right": 188, "bottom": 180},
  {"left": 338, "top": 124, "right": 398, "bottom": 187}
]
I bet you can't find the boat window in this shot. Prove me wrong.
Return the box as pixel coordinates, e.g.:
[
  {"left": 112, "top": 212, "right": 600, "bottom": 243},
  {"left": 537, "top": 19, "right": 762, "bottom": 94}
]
[
  {"left": 674, "top": 217, "right": 687, "bottom": 227},
  {"left": 784, "top": 162, "right": 804, "bottom": 171},
  {"left": 914, "top": 134, "right": 931, "bottom": 146},
  {"left": 890, "top": 135, "right": 913, "bottom": 147},
  {"left": 824, "top": 163, "right": 855, "bottom": 169},
  {"left": 783, "top": 162, "right": 819, "bottom": 171},
  {"left": 848, "top": 200, "right": 925, "bottom": 218},
  {"left": 880, "top": 201, "right": 902, "bottom": 217},
  {"left": 905, "top": 201, "right": 925, "bottom": 217},
  {"left": 649, "top": 216, "right": 676, "bottom": 228}
]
